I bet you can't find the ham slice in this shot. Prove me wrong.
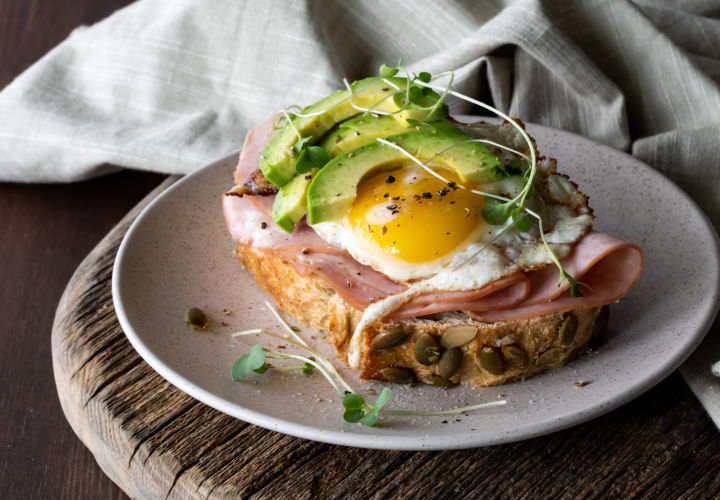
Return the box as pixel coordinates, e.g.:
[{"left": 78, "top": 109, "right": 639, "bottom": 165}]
[
  {"left": 223, "top": 195, "right": 333, "bottom": 250},
  {"left": 391, "top": 274, "right": 530, "bottom": 318},
  {"left": 293, "top": 252, "right": 406, "bottom": 310},
  {"left": 224, "top": 125, "right": 643, "bottom": 323},
  {"left": 466, "top": 232, "right": 643, "bottom": 322},
  {"left": 224, "top": 188, "right": 533, "bottom": 313},
  {"left": 234, "top": 115, "right": 279, "bottom": 185}
]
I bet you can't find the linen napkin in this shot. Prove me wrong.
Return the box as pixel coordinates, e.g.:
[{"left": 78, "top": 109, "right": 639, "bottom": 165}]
[{"left": 1, "top": 0, "right": 718, "bottom": 425}]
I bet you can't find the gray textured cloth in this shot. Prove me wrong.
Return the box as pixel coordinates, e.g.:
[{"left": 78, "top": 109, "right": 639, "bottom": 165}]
[{"left": 1, "top": 0, "right": 718, "bottom": 425}]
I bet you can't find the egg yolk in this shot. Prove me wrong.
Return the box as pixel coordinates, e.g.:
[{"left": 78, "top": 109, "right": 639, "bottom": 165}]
[{"left": 348, "top": 165, "right": 486, "bottom": 263}]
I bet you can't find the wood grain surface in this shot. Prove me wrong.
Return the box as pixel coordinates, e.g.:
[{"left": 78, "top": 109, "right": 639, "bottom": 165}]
[
  {"left": 49, "top": 178, "right": 720, "bottom": 499},
  {"left": 3, "top": 1, "right": 720, "bottom": 499}
]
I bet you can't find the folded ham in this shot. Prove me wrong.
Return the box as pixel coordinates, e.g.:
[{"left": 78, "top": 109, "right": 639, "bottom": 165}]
[
  {"left": 465, "top": 232, "right": 643, "bottom": 322},
  {"left": 223, "top": 121, "right": 643, "bottom": 324}
]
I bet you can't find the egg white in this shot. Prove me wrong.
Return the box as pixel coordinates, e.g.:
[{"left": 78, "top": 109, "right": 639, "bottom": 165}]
[{"left": 312, "top": 215, "right": 501, "bottom": 282}]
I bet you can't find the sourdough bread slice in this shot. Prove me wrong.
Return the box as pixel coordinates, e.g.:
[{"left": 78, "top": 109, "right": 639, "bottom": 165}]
[{"left": 237, "top": 241, "right": 606, "bottom": 387}]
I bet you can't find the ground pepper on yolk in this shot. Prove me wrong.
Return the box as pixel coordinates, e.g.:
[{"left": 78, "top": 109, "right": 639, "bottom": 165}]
[{"left": 348, "top": 165, "right": 486, "bottom": 263}]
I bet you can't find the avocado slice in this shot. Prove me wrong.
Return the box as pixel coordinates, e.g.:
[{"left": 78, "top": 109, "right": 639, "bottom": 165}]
[
  {"left": 271, "top": 168, "right": 318, "bottom": 232},
  {"left": 319, "top": 115, "right": 415, "bottom": 158},
  {"left": 306, "top": 121, "right": 500, "bottom": 224},
  {"left": 260, "top": 76, "right": 448, "bottom": 187}
]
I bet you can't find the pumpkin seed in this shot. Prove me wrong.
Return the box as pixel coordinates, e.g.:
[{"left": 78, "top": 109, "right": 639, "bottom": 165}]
[
  {"left": 440, "top": 325, "right": 477, "bottom": 349},
  {"left": 414, "top": 333, "right": 440, "bottom": 365},
  {"left": 501, "top": 344, "right": 528, "bottom": 370},
  {"left": 592, "top": 305, "right": 610, "bottom": 339},
  {"left": 478, "top": 346, "right": 504, "bottom": 375},
  {"left": 380, "top": 367, "right": 414, "bottom": 384},
  {"left": 536, "top": 347, "right": 564, "bottom": 367},
  {"left": 184, "top": 307, "right": 208, "bottom": 330},
  {"left": 423, "top": 375, "right": 456, "bottom": 388},
  {"left": 372, "top": 325, "right": 408, "bottom": 350},
  {"left": 557, "top": 313, "right": 578, "bottom": 346},
  {"left": 438, "top": 348, "right": 463, "bottom": 379}
]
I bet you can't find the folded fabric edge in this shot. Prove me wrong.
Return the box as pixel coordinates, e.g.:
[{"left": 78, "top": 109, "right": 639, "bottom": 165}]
[{"left": 679, "top": 321, "right": 720, "bottom": 431}]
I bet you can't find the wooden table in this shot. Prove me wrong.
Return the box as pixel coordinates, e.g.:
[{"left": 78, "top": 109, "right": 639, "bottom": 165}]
[{"left": 2, "top": 1, "right": 719, "bottom": 498}]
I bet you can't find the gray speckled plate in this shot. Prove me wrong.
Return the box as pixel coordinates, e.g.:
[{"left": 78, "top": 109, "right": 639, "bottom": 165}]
[{"left": 113, "top": 122, "right": 720, "bottom": 450}]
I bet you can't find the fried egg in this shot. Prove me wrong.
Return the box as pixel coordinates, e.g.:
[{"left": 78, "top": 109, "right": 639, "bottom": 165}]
[
  {"left": 311, "top": 132, "right": 594, "bottom": 368},
  {"left": 313, "top": 164, "right": 494, "bottom": 281},
  {"left": 313, "top": 161, "right": 591, "bottom": 285}
]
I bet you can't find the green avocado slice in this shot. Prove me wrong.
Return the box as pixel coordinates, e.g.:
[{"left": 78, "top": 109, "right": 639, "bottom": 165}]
[
  {"left": 271, "top": 168, "right": 318, "bottom": 233},
  {"left": 306, "top": 122, "right": 500, "bottom": 224},
  {"left": 260, "top": 76, "right": 448, "bottom": 187},
  {"left": 319, "top": 114, "right": 416, "bottom": 158}
]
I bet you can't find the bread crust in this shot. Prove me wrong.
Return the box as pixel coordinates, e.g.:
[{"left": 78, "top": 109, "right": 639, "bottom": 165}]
[{"left": 236, "top": 242, "right": 604, "bottom": 387}]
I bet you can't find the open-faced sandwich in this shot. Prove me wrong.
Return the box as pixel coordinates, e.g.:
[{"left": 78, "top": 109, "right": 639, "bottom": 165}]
[{"left": 223, "top": 64, "right": 643, "bottom": 389}]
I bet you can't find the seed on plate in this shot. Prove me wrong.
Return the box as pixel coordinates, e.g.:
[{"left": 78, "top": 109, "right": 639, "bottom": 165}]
[
  {"left": 438, "top": 348, "right": 462, "bottom": 379},
  {"left": 501, "top": 344, "right": 528, "bottom": 370},
  {"left": 477, "top": 346, "right": 504, "bottom": 375},
  {"left": 372, "top": 325, "right": 408, "bottom": 350},
  {"left": 184, "top": 307, "right": 208, "bottom": 330},
  {"left": 592, "top": 305, "right": 610, "bottom": 339},
  {"left": 557, "top": 313, "right": 579, "bottom": 346},
  {"left": 414, "top": 333, "right": 440, "bottom": 365},
  {"left": 423, "top": 375, "right": 456, "bottom": 388},
  {"left": 380, "top": 367, "right": 414, "bottom": 384},
  {"left": 441, "top": 325, "right": 477, "bottom": 348}
]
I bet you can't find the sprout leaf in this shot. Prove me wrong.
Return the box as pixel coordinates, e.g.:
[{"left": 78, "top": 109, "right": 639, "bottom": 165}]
[
  {"left": 342, "top": 393, "right": 366, "bottom": 410},
  {"left": 295, "top": 145, "right": 329, "bottom": 174},
  {"left": 482, "top": 197, "right": 512, "bottom": 225},
  {"left": 292, "top": 134, "right": 314, "bottom": 155},
  {"left": 302, "top": 356, "right": 316, "bottom": 375},
  {"left": 231, "top": 344, "right": 267, "bottom": 380},
  {"left": 511, "top": 206, "right": 532, "bottom": 233},
  {"left": 379, "top": 64, "right": 399, "bottom": 78}
]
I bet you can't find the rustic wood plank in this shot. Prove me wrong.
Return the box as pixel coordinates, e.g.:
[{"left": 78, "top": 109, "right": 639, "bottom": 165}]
[{"left": 50, "top": 173, "right": 720, "bottom": 499}]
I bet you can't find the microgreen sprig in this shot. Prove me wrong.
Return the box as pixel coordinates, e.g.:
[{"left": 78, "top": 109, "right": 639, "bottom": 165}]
[
  {"left": 534, "top": 218, "right": 594, "bottom": 297},
  {"left": 274, "top": 62, "right": 446, "bottom": 174},
  {"left": 340, "top": 60, "right": 449, "bottom": 124},
  {"left": 379, "top": 60, "right": 402, "bottom": 78},
  {"left": 380, "top": 400, "right": 507, "bottom": 417},
  {"left": 342, "top": 388, "right": 392, "bottom": 426},
  {"left": 232, "top": 328, "right": 347, "bottom": 394},
  {"left": 230, "top": 303, "right": 507, "bottom": 427},
  {"left": 262, "top": 300, "right": 354, "bottom": 393},
  {"left": 276, "top": 109, "right": 330, "bottom": 174},
  {"left": 231, "top": 344, "right": 269, "bottom": 379},
  {"left": 231, "top": 343, "right": 316, "bottom": 380}
]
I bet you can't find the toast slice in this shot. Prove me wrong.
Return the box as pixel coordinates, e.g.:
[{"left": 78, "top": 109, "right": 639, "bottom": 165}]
[{"left": 237, "top": 241, "right": 606, "bottom": 387}]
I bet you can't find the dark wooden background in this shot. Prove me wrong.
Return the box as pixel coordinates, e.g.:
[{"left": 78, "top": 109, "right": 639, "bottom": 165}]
[
  {"left": 1, "top": 1, "right": 719, "bottom": 499},
  {"left": 1, "top": 1, "right": 161, "bottom": 498}
]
